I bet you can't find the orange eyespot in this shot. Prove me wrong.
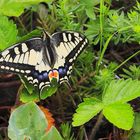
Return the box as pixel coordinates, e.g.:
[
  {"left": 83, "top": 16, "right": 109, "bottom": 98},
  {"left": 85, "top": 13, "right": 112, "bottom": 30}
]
[{"left": 48, "top": 70, "right": 59, "bottom": 82}]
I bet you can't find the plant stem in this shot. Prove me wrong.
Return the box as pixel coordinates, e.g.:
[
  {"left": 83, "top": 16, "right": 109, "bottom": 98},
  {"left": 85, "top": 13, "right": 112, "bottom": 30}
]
[
  {"left": 17, "top": 17, "right": 28, "bottom": 33},
  {"left": 96, "top": 33, "right": 114, "bottom": 72},
  {"left": 84, "top": 127, "right": 89, "bottom": 140},
  {"left": 96, "top": 0, "right": 133, "bottom": 73},
  {"left": 89, "top": 112, "right": 103, "bottom": 140},
  {"left": 96, "top": 0, "right": 104, "bottom": 73},
  {"left": 113, "top": 49, "right": 140, "bottom": 72},
  {"left": 99, "top": 0, "right": 104, "bottom": 53}
]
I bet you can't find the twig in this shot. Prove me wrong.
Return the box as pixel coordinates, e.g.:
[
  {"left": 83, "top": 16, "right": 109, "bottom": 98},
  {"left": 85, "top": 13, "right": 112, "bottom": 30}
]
[
  {"left": 17, "top": 17, "right": 28, "bottom": 33},
  {"left": 84, "top": 128, "right": 89, "bottom": 140},
  {"left": 0, "top": 80, "right": 21, "bottom": 88},
  {"left": 89, "top": 112, "right": 104, "bottom": 140},
  {"left": 0, "top": 106, "right": 12, "bottom": 109},
  {"left": 78, "top": 72, "right": 96, "bottom": 85}
]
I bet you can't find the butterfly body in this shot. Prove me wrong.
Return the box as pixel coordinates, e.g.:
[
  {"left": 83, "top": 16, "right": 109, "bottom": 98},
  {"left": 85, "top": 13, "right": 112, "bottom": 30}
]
[{"left": 0, "top": 30, "right": 88, "bottom": 93}]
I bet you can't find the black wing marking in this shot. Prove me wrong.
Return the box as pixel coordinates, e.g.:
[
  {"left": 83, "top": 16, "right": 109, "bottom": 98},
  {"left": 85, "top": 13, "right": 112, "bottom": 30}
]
[
  {"left": 51, "top": 31, "right": 88, "bottom": 83},
  {"left": 0, "top": 37, "right": 52, "bottom": 91},
  {"left": 0, "top": 38, "right": 44, "bottom": 73}
]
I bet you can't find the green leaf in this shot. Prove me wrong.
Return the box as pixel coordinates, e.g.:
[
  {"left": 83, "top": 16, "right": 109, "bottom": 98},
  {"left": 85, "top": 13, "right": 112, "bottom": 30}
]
[
  {"left": 40, "top": 78, "right": 58, "bottom": 99},
  {"left": 133, "top": 113, "right": 140, "bottom": 133},
  {"left": 80, "top": 0, "right": 99, "bottom": 19},
  {"left": 95, "top": 68, "right": 115, "bottom": 90},
  {"left": 17, "top": 29, "right": 42, "bottom": 42},
  {"left": 129, "top": 133, "right": 140, "bottom": 140},
  {"left": 80, "top": 0, "right": 100, "bottom": 7},
  {"left": 0, "top": 0, "right": 53, "bottom": 17},
  {"left": 103, "top": 79, "right": 140, "bottom": 105},
  {"left": 41, "top": 85, "right": 58, "bottom": 100},
  {"left": 85, "top": 19, "right": 100, "bottom": 44},
  {"left": 8, "top": 102, "right": 48, "bottom": 139},
  {"left": 41, "top": 126, "right": 63, "bottom": 140},
  {"left": 60, "top": 123, "right": 76, "bottom": 140},
  {"left": 20, "top": 76, "right": 35, "bottom": 94},
  {"left": 72, "top": 98, "right": 103, "bottom": 126},
  {"left": 103, "top": 103, "right": 134, "bottom": 130},
  {"left": 20, "top": 77, "right": 58, "bottom": 101},
  {"left": 20, "top": 88, "right": 39, "bottom": 103},
  {"left": 20, "top": 76, "right": 39, "bottom": 102},
  {"left": 85, "top": 8, "right": 96, "bottom": 20},
  {"left": 0, "top": 15, "right": 18, "bottom": 50}
]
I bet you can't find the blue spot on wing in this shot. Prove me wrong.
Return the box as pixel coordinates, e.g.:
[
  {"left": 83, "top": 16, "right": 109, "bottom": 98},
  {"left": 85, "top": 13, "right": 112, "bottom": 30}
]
[
  {"left": 43, "top": 72, "right": 48, "bottom": 77},
  {"left": 29, "top": 71, "right": 49, "bottom": 82},
  {"left": 38, "top": 74, "right": 43, "bottom": 80},
  {"left": 58, "top": 67, "right": 67, "bottom": 78},
  {"left": 58, "top": 68, "right": 63, "bottom": 74},
  {"left": 33, "top": 71, "right": 38, "bottom": 78}
]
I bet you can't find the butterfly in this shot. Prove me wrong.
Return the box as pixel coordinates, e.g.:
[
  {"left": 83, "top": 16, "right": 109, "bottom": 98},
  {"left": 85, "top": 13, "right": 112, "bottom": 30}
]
[{"left": 0, "top": 30, "right": 88, "bottom": 94}]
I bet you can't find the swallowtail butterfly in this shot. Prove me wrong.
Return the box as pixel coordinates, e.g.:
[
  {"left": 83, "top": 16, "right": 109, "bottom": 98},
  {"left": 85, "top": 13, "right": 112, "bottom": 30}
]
[{"left": 0, "top": 30, "right": 88, "bottom": 93}]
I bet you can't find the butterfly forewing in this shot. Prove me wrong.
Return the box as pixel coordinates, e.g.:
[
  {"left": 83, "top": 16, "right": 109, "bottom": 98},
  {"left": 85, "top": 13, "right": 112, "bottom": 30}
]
[
  {"left": 0, "top": 38, "right": 52, "bottom": 87},
  {"left": 0, "top": 38, "right": 43, "bottom": 71},
  {"left": 52, "top": 31, "right": 88, "bottom": 83}
]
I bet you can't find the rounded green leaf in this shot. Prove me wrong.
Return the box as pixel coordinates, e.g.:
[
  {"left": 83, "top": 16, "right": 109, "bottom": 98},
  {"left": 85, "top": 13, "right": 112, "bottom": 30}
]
[
  {"left": 8, "top": 102, "right": 48, "bottom": 139},
  {"left": 20, "top": 88, "right": 39, "bottom": 103},
  {"left": 40, "top": 78, "right": 58, "bottom": 99},
  {"left": 72, "top": 98, "right": 103, "bottom": 126},
  {"left": 103, "top": 79, "right": 140, "bottom": 105},
  {"left": 0, "top": 0, "right": 53, "bottom": 17},
  {"left": 41, "top": 85, "right": 58, "bottom": 100},
  {"left": 103, "top": 103, "right": 134, "bottom": 130}
]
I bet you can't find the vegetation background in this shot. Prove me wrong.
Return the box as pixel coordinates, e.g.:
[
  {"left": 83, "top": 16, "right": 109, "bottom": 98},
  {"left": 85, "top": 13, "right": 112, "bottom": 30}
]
[{"left": 0, "top": 0, "right": 140, "bottom": 140}]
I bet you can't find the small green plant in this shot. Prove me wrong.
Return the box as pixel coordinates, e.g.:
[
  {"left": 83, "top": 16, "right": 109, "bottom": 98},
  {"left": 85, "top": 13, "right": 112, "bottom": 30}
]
[
  {"left": 8, "top": 102, "right": 63, "bottom": 140},
  {"left": 73, "top": 79, "right": 140, "bottom": 130},
  {"left": 85, "top": 1, "right": 140, "bottom": 45},
  {"left": 60, "top": 123, "right": 76, "bottom": 140},
  {"left": 121, "top": 65, "right": 140, "bottom": 80},
  {"left": 129, "top": 113, "right": 140, "bottom": 140}
]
